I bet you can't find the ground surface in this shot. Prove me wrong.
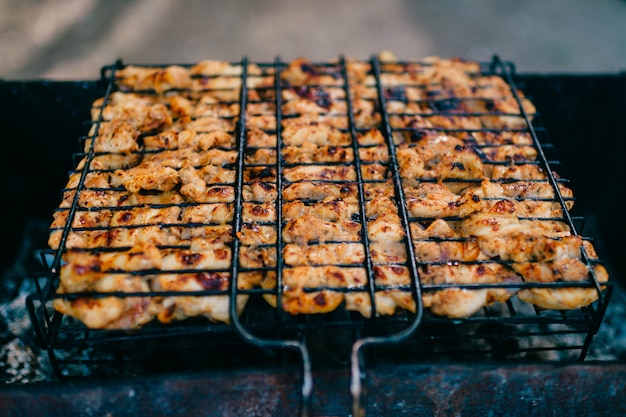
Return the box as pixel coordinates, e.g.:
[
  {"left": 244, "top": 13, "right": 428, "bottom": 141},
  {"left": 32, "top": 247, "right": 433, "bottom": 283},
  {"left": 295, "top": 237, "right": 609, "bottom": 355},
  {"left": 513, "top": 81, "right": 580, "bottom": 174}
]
[{"left": 1, "top": 0, "right": 626, "bottom": 79}]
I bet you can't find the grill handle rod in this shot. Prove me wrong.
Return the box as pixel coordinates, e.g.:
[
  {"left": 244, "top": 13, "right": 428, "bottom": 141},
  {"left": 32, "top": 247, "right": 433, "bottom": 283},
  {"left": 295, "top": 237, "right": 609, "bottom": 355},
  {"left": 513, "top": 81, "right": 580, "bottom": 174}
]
[
  {"left": 349, "top": 54, "right": 427, "bottom": 417},
  {"left": 228, "top": 56, "right": 312, "bottom": 417}
]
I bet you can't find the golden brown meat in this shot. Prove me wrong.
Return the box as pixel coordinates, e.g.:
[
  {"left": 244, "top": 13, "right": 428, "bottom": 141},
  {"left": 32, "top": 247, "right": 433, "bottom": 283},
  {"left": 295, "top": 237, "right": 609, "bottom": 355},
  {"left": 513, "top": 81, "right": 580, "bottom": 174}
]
[{"left": 51, "top": 54, "right": 610, "bottom": 331}]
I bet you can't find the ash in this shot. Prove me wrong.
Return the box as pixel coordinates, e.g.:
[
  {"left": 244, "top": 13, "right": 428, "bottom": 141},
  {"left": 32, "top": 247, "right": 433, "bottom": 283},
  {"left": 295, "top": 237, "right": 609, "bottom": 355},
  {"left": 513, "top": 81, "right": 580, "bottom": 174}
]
[{"left": 1, "top": 220, "right": 53, "bottom": 384}]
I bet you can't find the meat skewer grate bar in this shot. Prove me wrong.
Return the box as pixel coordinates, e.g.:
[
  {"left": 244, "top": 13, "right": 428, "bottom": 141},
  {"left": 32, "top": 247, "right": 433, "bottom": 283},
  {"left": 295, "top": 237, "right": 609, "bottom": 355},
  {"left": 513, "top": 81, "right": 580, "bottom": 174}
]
[{"left": 26, "top": 54, "right": 612, "bottom": 415}]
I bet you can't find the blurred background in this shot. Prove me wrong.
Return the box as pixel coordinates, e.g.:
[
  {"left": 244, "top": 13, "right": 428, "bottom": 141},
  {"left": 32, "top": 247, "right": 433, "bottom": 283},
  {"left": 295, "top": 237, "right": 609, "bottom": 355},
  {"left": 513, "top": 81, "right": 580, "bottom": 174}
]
[{"left": 1, "top": 0, "right": 626, "bottom": 80}]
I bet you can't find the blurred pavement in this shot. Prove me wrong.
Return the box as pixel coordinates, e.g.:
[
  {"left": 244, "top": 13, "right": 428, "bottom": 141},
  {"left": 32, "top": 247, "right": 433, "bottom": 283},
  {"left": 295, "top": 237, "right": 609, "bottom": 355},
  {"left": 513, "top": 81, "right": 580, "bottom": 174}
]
[{"left": 1, "top": 0, "right": 626, "bottom": 79}]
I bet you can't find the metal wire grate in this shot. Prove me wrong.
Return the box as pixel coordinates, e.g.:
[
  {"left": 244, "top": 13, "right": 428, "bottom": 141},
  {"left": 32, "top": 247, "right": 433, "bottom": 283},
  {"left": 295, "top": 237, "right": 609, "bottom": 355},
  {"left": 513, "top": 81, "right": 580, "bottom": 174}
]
[{"left": 27, "top": 54, "right": 613, "bottom": 417}]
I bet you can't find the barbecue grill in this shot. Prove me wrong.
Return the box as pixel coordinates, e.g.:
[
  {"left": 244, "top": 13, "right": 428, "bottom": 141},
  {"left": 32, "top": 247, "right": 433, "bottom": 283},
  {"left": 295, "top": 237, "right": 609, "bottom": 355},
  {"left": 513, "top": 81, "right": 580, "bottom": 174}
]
[{"left": 1, "top": 55, "right": 626, "bottom": 417}]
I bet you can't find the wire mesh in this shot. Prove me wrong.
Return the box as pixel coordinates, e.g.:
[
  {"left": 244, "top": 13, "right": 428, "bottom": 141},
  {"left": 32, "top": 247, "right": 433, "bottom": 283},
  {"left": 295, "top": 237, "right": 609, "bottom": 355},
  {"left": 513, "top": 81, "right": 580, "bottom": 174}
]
[{"left": 26, "top": 54, "right": 612, "bottom": 417}]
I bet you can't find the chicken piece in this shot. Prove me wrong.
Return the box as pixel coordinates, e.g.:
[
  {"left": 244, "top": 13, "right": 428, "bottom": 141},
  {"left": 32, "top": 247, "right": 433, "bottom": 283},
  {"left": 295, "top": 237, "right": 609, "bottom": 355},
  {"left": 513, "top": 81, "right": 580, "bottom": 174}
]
[
  {"left": 423, "top": 288, "right": 488, "bottom": 319},
  {"left": 247, "top": 115, "right": 276, "bottom": 130},
  {"left": 514, "top": 260, "right": 608, "bottom": 310},
  {"left": 501, "top": 181, "right": 573, "bottom": 202},
  {"left": 61, "top": 189, "right": 183, "bottom": 212},
  {"left": 193, "top": 87, "right": 240, "bottom": 102},
  {"left": 60, "top": 189, "right": 120, "bottom": 210},
  {"left": 346, "top": 265, "right": 416, "bottom": 317},
  {"left": 361, "top": 164, "right": 388, "bottom": 181},
  {"left": 247, "top": 101, "right": 275, "bottom": 116},
  {"left": 116, "top": 65, "right": 192, "bottom": 93},
  {"left": 513, "top": 259, "right": 589, "bottom": 283},
  {"left": 142, "top": 148, "right": 237, "bottom": 169},
  {"left": 241, "top": 202, "right": 276, "bottom": 223},
  {"left": 192, "top": 76, "right": 241, "bottom": 90},
  {"left": 110, "top": 206, "right": 182, "bottom": 227},
  {"left": 242, "top": 181, "right": 277, "bottom": 203},
  {"left": 82, "top": 153, "right": 141, "bottom": 171},
  {"left": 396, "top": 146, "right": 426, "bottom": 180},
  {"left": 479, "top": 145, "right": 538, "bottom": 163},
  {"left": 247, "top": 129, "right": 276, "bottom": 147},
  {"left": 245, "top": 75, "right": 273, "bottom": 89},
  {"left": 177, "top": 130, "right": 235, "bottom": 150},
  {"left": 281, "top": 58, "right": 343, "bottom": 86},
  {"left": 368, "top": 212, "right": 405, "bottom": 243},
  {"left": 51, "top": 209, "right": 112, "bottom": 230},
  {"left": 282, "top": 98, "right": 346, "bottom": 115},
  {"left": 244, "top": 167, "right": 277, "bottom": 183},
  {"left": 353, "top": 99, "right": 380, "bottom": 127},
  {"left": 420, "top": 263, "right": 523, "bottom": 318},
  {"left": 490, "top": 164, "right": 547, "bottom": 180},
  {"left": 282, "top": 198, "right": 358, "bottom": 222},
  {"left": 239, "top": 246, "right": 277, "bottom": 268},
  {"left": 283, "top": 215, "right": 361, "bottom": 244},
  {"left": 412, "top": 134, "right": 464, "bottom": 161},
  {"left": 358, "top": 145, "right": 389, "bottom": 163},
  {"left": 186, "top": 186, "right": 234, "bottom": 203},
  {"left": 389, "top": 114, "right": 433, "bottom": 130},
  {"left": 428, "top": 115, "right": 483, "bottom": 130},
  {"left": 167, "top": 95, "right": 193, "bottom": 119},
  {"left": 363, "top": 181, "right": 395, "bottom": 200},
  {"left": 386, "top": 100, "right": 423, "bottom": 115},
  {"left": 519, "top": 220, "right": 572, "bottom": 238},
  {"left": 433, "top": 147, "right": 484, "bottom": 180},
  {"left": 357, "top": 128, "right": 386, "bottom": 146},
  {"left": 91, "top": 119, "right": 140, "bottom": 154},
  {"left": 195, "top": 102, "right": 240, "bottom": 118},
  {"left": 369, "top": 241, "right": 407, "bottom": 264},
  {"left": 479, "top": 235, "right": 582, "bottom": 263},
  {"left": 190, "top": 61, "right": 262, "bottom": 76},
  {"left": 472, "top": 98, "right": 536, "bottom": 129},
  {"left": 155, "top": 271, "right": 254, "bottom": 324},
  {"left": 170, "top": 223, "right": 226, "bottom": 242},
  {"left": 477, "top": 179, "right": 573, "bottom": 215},
  {"left": 111, "top": 162, "right": 179, "bottom": 193},
  {"left": 265, "top": 266, "right": 366, "bottom": 314},
  {"left": 185, "top": 116, "right": 235, "bottom": 133},
  {"left": 197, "top": 165, "right": 236, "bottom": 184},
  {"left": 161, "top": 247, "right": 231, "bottom": 271},
  {"left": 142, "top": 103, "right": 173, "bottom": 132},
  {"left": 346, "top": 58, "right": 371, "bottom": 82},
  {"left": 143, "top": 131, "right": 179, "bottom": 150},
  {"left": 282, "top": 144, "right": 353, "bottom": 164},
  {"left": 407, "top": 135, "right": 485, "bottom": 180},
  {"left": 282, "top": 182, "right": 357, "bottom": 202},
  {"left": 65, "top": 171, "right": 112, "bottom": 190},
  {"left": 282, "top": 114, "right": 348, "bottom": 129},
  {"left": 405, "top": 183, "right": 481, "bottom": 218},
  {"left": 54, "top": 275, "right": 156, "bottom": 329},
  {"left": 512, "top": 200, "right": 564, "bottom": 218},
  {"left": 460, "top": 199, "right": 524, "bottom": 237},
  {"left": 282, "top": 243, "right": 365, "bottom": 266},
  {"left": 282, "top": 86, "right": 345, "bottom": 103},
  {"left": 245, "top": 148, "right": 277, "bottom": 165},
  {"left": 181, "top": 203, "right": 233, "bottom": 224},
  {"left": 410, "top": 219, "right": 459, "bottom": 239},
  {"left": 94, "top": 92, "right": 156, "bottom": 122},
  {"left": 126, "top": 190, "right": 185, "bottom": 206},
  {"left": 281, "top": 124, "right": 351, "bottom": 146},
  {"left": 59, "top": 243, "right": 162, "bottom": 291},
  {"left": 413, "top": 239, "right": 483, "bottom": 263},
  {"left": 179, "top": 162, "right": 207, "bottom": 202},
  {"left": 237, "top": 223, "right": 277, "bottom": 245},
  {"left": 366, "top": 196, "right": 398, "bottom": 219},
  {"left": 472, "top": 131, "right": 533, "bottom": 146},
  {"left": 66, "top": 225, "right": 184, "bottom": 249}
]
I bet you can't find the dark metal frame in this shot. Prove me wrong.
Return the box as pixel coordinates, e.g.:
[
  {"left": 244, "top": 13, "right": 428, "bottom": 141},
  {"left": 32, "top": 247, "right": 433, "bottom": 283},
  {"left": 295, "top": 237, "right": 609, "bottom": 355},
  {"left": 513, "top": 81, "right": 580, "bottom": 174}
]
[{"left": 26, "top": 55, "right": 613, "bottom": 417}]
